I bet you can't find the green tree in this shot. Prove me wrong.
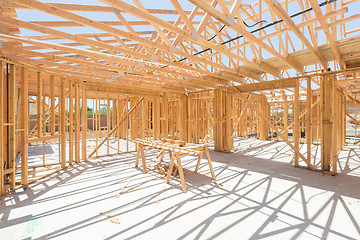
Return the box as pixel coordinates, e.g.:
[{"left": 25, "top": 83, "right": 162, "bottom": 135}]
[
  {"left": 87, "top": 107, "right": 93, "bottom": 115},
  {"left": 100, "top": 106, "right": 107, "bottom": 115}
]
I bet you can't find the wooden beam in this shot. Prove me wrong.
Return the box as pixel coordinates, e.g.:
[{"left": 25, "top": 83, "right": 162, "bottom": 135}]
[
  {"left": 0, "top": 2, "right": 202, "bottom": 15},
  {"left": 153, "top": 97, "right": 160, "bottom": 140},
  {"left": 49, "top": 75, "right": 55, "bottom": 135},
  {"left": 21, "top": 67, "right": 29, "bottom": 185},
  {"left": 228, "top": 78, "right": 297, "bottom": 93},
  {"left": 68, "top": 82, "right": 73, "bottom": 165},
  {"left": 294, "top": 79, "right": 300, "bottom": 167},
  {"left": 81, "top": 84, "right": 87, "bottom": 161},
  {"left": 74, "top": 82, "right": 80, "bottom": 163},
  {"left": 8, "top": 64, "right": 16, "bottom": 189},
  {"left": 306, "top": 78, "right": 312, "bottom": 162},
  {"left": 60, "top": 79, "right": 66, "bottom": 167},
  {"left": 37, "top": 72, "right": 43, "bottom": 138},
  {"left": 321, "top": 73, "right": 335, "bottom": 172},
  {"left": 0, "top": 61, "right": 4, "bottom": 194}
]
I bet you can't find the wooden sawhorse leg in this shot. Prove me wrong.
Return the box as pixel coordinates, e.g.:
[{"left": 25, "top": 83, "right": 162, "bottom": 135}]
[
  {"left": 205, "top": 147, "right": 216, "bottom": 180},
  {"left": 175, "top": 152, "right": 187, "bottom": 193},
  {"left": 166, "top": 151, "right": 175, "bottom": 184},
  {"left": 135, "top": 144, "right": 147, "bottom": 173},
  {"left": 166, "top": 152, "right": 187, "bottom": 193},
  {"left": 194, "top": 152, "right": 204, "bottom": 173}
]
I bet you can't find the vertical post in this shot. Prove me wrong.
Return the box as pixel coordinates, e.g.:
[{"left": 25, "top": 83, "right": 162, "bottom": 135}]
[
  {"left": 306, "top": 77, "right": 312, "bottom": 163},
  {"left": 153, "top": 97, "right": 160, "bottom": 140},
  {"left": 21, "top": 67, "right": 29, "bottom": 185},
  {"left": 294, "top": 79, "right": 300, "bottom": 167},
  {"left": 283, "top": 91, "right": 288, "bottom": 140},
  {"left": 214, "top": 89, "right": 221, "bottom": 151},
  {"left": 342, "top": 95, "right": 346, "bottom": 147},
  {"left": 75, "top": 82, "right": 80, "bottom": 162},
  {"left": 225, "top": 90, "right": 233, "bottom": 152},
  {"left": 162, "top": 94, "right": 168, "bottom": 139},
  {"left": 240, "top": 100, "right": 246, "bottom": 137},
  {"left": 42, "top": 77, "right": 45, "bottom": 136},
  {"left": 187, "top": 97, "right": 192, "bottom": 143},
  {"left": 312, "top": 95, "right": 318, "bottom": 142},
  {"left": 37, "top": 72, "right": 43, "bottom": 138},
  {"left": 0, "top": 61, "right": 4, "bottom": 194},
  {"left": 321, "top": 73, "right": 335, "bottom": 172},
  {"left": 60, "top": 80, "right": 66, "bottom": 167},
  {"left": 140, "top": 99, "right": 146, "bottom": 139},
  {"left": 179, "top": 95, "right": 187, "bottom": 141},
  {"left": 332, "top": 77, "right": 338, "bottom": 174},
  {"left": 117, "top": 97, "right": 122, "bottom": 140},
  {"left": 8, "top": 64, "right": 16, "bottom": 189},
  {"left": 107, "top": 95, "right": 110, "bottom": 154},
  {"left": 81, "top": 84, "right": 87, "bottom": 161},
  {"left": 259, "top": 97, "right": 268, "bottom": 140},
  {"left": 112, "top": 98, "right": 117, "bottom": 137},
  {"left": 95, "top": 98, "right": 98, "bottom": 156},
  {"left": 68, "top": 82, "right": 73, "bottom": 165},
  {"left": 196, "top": 99, "right": 201, "bottom": 143},
  {"left": 214, "top": 89, "right": 232, "bottom": 153},
  {"left": 50, "top": 75, "right": 55, "bottom": 135}
]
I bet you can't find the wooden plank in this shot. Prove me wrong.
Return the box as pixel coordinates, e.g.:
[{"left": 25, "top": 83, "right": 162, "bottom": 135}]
[
  {"left": 283, "top": 91, "right": 288, "bottom": 140},
  {"left": 306, "top": 78, "right": 312, "bottom": 163},
  {"left": 294, "top": 79, "right": 300, "bottom": 167},
  {"left": 50, "top": 75, "right": 55, "bottom": 135},
  {"left": 321, "top": 74, "right": 334, "bottom": 172},
  {"left": 60, "top": 79, "right": 66, "bottom": 167},
  {"left": 225, "top": 91, "right": 232, "bottom": 152},
  {"left": 228, "top": 78, "right": 298, "bottom": 93},
  {"left": 153, "top": 97, "right": 160, "bottom": 140},
  {"left": 140, "top": 99, "right": 145, "bottom": 140},
  {"left": 0, "top": 61, "right": 4, "bottom": 194},
  {"left": 107, "top": 96, "right": 110, "bottom": 155},
  {"left": 42, "top": 76, "right": 46, "bottom": 136},
  {"left": 68, "top": 82, "right": 73, "bottom": 165},
  {"left": 37, "top": 72, "right": 43, "bottom": 138},
  {"left": 8, "top": 64, "right": 16, "bottom": 190},
  {"left": 81, "top": 84, "right": 87, "bottom": 161},
  {"left": 0, "top": 2, "right": 202, "bottom": 15},
  {"left": 75, "top": 82, "right": 80, "bottom": 163},
  {"left": 162, "top": 94, "right": 168, "bottom": 139},
  {"left": 28, "top": 135, "right": 61, "bottom": 143},
  {"left": 332, "top": 78, "right": 338, "bottom": 174},
  {"left": 21, "top": 67, "right": 29, "bottom": 185}
]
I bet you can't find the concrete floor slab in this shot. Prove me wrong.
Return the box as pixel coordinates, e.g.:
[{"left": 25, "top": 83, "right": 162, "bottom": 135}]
[{"left": 1, "top": 137, "right": 360, "bottom": 240}]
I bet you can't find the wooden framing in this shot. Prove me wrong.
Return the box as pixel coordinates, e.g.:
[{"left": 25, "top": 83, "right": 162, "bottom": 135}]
[
  {"left": 0, "top": 0, "right": 360, "bottom": 193},
  {"left": 20, "top": 67, "right": 28, "bottom": 185},
  {"left": 8, "top": 64, "right": 16, "bottom": 189},
  {"left": 0, "top": 61, "right": 4, "bottom": 194}
]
